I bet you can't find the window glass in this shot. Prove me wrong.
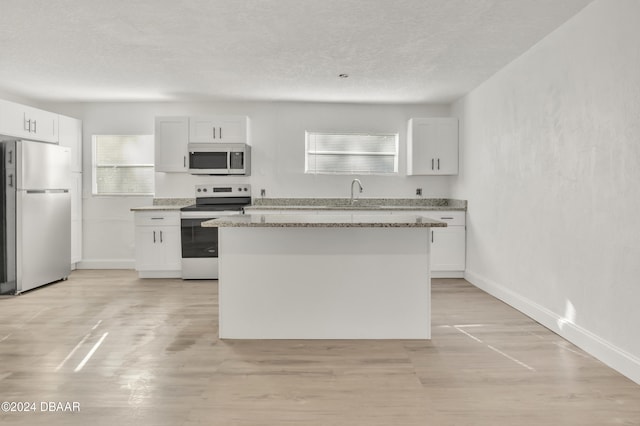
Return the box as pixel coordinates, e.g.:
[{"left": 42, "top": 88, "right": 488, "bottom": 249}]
[
  {"left": 92, "top": 135, "right": 154, "bottom": 195},
  {"left": 305, "top": 132, "right": 398, "bottom": 175}
]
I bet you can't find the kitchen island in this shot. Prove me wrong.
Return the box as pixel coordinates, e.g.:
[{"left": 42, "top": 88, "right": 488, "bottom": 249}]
[{"left": 203, "top": 213, "right": 446, "bottom": 339}]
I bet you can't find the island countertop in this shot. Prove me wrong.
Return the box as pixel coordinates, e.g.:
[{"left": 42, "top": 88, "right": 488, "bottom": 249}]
[
  {"left": 202, "top": 213, "right": 447, "bottom": 228},
  {"left": 246, "top": 197, "right": 467, "bottom": 211}
]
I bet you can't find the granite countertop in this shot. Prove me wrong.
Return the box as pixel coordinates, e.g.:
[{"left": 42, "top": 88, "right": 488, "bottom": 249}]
[
  {"left": 246, "top": 198, "right": 467, "bottom": 211},
  {"left": 131, "top": 197, "right": 467, "bottom": 213},
  {"left": 202, "top": 213, "right": 447, "bottom": 228},
  {"left": 130, "top": 198, "right": 194, "bottom": 212},
  {"left": 130, "top": 205, "right": 186, "bottom": 212}
]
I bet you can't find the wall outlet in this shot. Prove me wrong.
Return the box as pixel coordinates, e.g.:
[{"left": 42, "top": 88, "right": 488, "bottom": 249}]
[{"left": 416, "top": 188, "right": 422, "bottom": 196}]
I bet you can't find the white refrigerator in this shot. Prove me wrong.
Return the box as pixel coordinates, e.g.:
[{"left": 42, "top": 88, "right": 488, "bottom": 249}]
[{"left": 1, "top": 140, "right": 71, "bottom": 294}]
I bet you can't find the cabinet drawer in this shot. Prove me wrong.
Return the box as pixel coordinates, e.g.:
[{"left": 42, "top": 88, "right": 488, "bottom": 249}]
[
  {"left": 416, "top": 210, "right": 465, "bottom": 226},
  {"left": 134, "top": 211, "right": 180, "bottom": 226}
]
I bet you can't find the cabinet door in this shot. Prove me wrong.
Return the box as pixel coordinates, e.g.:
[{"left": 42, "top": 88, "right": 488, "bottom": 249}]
[
  {"left": 135, "top": 227, "right": 165, "bottom": 271},
  {"left": 189, "top": 117, "right": 217, "bottom": 142},
  {"left": 217, "top": 116, "right": 247, "bottom": 143},
  {"left": 0, "top": 99, "right": 31, "bottom": 140},
  {"left": 159, "top": 226, "right": 182, "bottom": 270},
  {"left": 155, "top": 117, "right": 188, "bottom": 172},
  {"left": 430, "top": 226, "right": 466, "bottom": 271},
  {"left": 189, "top": 116, "right": 248, "bottom": 143},
  {"left": 0, "top": 100, "right": 58, "bottom": 143},
  {"left": 29, "top": 107, "right": 58, "bottom": 143},
  {"left": 407, "top": 118, "right": 458, "bottom": 175},
  {"left": 135, "top": 224, "right": 181, "bottom": 272},
  {"left": 58, "top": 115, "right": 82, "bottom": 172}
]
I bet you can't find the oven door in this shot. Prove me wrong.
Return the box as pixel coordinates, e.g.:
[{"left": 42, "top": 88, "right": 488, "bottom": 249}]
[{"left": 181, "top": 218, "right": 218, "bottom": 258}]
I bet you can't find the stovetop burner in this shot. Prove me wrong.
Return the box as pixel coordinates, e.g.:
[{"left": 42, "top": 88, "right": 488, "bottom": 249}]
[
  {"left": 180, "top": 203, "right": 248, "bottom": 212},
  {"left": 180, "top": 183, "right": 252, "bottom": 213}
]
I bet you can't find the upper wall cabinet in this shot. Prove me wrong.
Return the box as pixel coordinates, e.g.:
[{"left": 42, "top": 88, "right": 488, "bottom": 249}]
[
  {"left": 58, "top": 114, "right": 82, "bottom": 173},
  {"left": 407, "top": 117, "right": 458, "bottom": 175},
  {"left": 155, "top": 116, "right": 189, "bottom": 172},
  {"left": 0, "top": 99, "right": 59, "bottom": 143},
  {"left": 189, "top": 115, "right": 249, "bottom": 143}
]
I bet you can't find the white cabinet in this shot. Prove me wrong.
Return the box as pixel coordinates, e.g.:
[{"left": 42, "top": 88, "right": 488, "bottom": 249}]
[
  {"left": 58, "top": 114, "right": 82, "bottom": 172},
  {"left": 58, "top": 114, "right": 83, "bottom": 267},
  {"left": 155, "top": 116, "right": 189, "bottom": 172},
  {"left": 189, "top": 115, "right": 249, "bottom": 143},
  {"left": 70, "top": 172, "right": 83, "bottom": 266},
  {"left": 407, "top": 117, "right": 458, "bottom": 175},
  {"left": 134, "top": 211, "right": 181, "bottom": 278},
  {"left": 430, "top": 227, "right": 466, "bottom": 273},
  {"left": 420, "top": 211, "right": 465, "bottom": 277},
  {"left": 0, "top": 99, "right": 59, "bottom": 143}
]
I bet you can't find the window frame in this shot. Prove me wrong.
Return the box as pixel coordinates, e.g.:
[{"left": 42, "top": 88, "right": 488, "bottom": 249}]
[
  {"left": 304, "top": 131, "right": 399, "bottom": 175},
  {"left": 91, "top": 134, "right": 155, "bottom": 197}
]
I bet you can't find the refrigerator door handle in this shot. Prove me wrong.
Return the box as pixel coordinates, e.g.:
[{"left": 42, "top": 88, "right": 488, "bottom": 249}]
[
  {"left": 26, "top": 189, "right": 69, "bottom": 194},
  {"left": 8, "top": 174, "right": 13, "bottom": 187}
]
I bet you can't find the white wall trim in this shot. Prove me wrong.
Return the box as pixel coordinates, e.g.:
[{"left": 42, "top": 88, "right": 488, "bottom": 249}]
[
  {"left": 431, "top": 271, "right": 465, "bottom": 279},
  {"left": 76, "top": 259, "right": 135, "bottom": 270},
  {"left": 465, "top": 270, "right": 640, "bottom": 385}
]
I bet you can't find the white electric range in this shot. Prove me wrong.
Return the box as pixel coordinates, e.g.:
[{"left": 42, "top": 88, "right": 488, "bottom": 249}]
[{"left": 180, "top": 184, "right": 251, "bottom": 279}]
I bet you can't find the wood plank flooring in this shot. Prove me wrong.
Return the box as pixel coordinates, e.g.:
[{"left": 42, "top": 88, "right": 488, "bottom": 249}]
[{"left": 0, "top": 270, "right": 639, "bottom": 425}]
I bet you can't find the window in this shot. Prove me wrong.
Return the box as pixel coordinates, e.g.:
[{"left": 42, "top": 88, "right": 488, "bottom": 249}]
[
  {"left": 92, "top": 135, "right": 154, "bottom": 195},
  {"left": 305, "top": 132, "right": 398, "bottom": 175}
]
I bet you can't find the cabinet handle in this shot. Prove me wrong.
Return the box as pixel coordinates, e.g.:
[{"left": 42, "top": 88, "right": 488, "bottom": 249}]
[
  {"left": 160, "top": 231, "right": 163, "bottom": 243},
  {"left": 431, "top": 230, "right": 434, "bottom": 243},
  {"left": 151, "top": 217, "right": 164, "bottom": 220},
  {"left": 441, "top": 217, "right": 454, "bottom": 220},
  {"left": 153, "top": 231, "right": 156, "bottom": 243},
  {"left": 213, "top": 127, "right": 216, "bottom": 139},
  {"left": 431, "top": 158, "right": 434, "bottom": 170},
  {"left": 24, "top": 118, "right": 31, "bottom": 132},
  {"left": 33, "top": 120, "right": 37, "bottom": 133},
  {"left": 183, "top": 156, "right": 186, "bottom": 167},
  {"left": 220, "top": 127, "right": 222, "bottom": 139},
  {"left": 437, "top": 158, "right": 440, "bottom": 170}
]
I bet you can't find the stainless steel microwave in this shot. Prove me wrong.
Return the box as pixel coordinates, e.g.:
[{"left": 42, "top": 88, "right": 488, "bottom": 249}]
[{"left": 187, "top": 143, "right": 251, "bottom": 175}]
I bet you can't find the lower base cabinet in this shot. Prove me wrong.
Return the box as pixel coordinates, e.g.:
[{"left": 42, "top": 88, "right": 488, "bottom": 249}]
[
  {"left": 416, "top": 211, "right": 466, "bottom": 278},
  {"left": 430, "top": 227, "right": 466, "bottom": 276},
  {"left": 134, "top": 211, "right": 181, "bottom": 278}
]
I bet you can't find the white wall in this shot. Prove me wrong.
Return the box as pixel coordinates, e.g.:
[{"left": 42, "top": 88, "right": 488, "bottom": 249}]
[
  {"left": 451, "top": 0, "right": 640, "bottom": 384},
  {"left": 48, "top": 101, "right": 452, "bottom": 268}
]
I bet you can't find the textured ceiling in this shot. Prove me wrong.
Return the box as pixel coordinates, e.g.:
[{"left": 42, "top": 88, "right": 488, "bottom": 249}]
[{"left": 0, "top": 0, "right": 592, "bottom": 103}]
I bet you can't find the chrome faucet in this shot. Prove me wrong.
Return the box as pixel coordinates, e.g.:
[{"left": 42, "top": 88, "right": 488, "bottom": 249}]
[{"left": 350, "top": 179, "right": 363, "bottom": 204}]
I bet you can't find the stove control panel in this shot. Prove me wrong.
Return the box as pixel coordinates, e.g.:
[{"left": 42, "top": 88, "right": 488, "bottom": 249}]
[{"left": 195, "top": 184, "right": 251, "bottom": 197}]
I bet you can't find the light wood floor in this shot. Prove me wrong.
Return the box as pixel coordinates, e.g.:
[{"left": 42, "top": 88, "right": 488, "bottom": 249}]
[{"left": 0, "top": 270, "right": 639, "bottom": 425}]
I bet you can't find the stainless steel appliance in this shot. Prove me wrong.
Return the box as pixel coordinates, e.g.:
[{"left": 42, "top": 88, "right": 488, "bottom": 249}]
[
  {"left": 1, "top": 140, "right": 71, "bottom": 295},
  {"left": 180, "top": 184, "right": 251, "bottom": 279},
  {"left": 188, "top": 143, "right": 251, "bottom": 175}
]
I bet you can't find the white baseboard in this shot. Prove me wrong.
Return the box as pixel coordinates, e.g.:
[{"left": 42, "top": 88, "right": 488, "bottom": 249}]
[
  {"left": 464, "top": 270, "right": 640, "bottom": 385},
  {"left": 138, "top": 270, "right": 182, "bottom": 279},
  {"left": 76, "top": 259, "right": 135, "bottom": 270},
  {"left": 431, "top": 271, "right": 465, "bottom": 278}
]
